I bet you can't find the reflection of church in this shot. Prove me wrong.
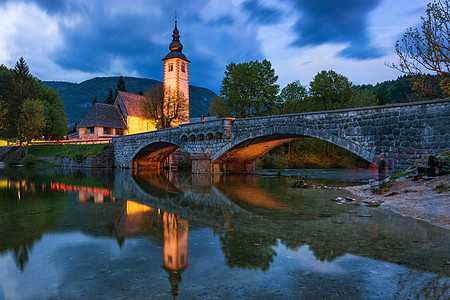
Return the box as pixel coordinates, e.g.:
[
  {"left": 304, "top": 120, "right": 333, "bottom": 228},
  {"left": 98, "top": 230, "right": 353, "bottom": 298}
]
[
  {"left": 77, "top": 193, "right": 189, "bottom": 298},
  {"left": 77, "top": 21, "right": 190, "bottom": 139}
]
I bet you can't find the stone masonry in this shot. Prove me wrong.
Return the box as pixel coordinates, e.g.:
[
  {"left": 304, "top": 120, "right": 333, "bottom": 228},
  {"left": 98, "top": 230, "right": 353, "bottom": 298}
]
[{"left": 113, "top": 99, "right": 450, "bottom": 173}]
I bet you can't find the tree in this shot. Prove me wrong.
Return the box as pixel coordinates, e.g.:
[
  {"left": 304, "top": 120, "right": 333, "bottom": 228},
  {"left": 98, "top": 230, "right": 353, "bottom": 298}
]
[
  {"left": 19, "top": 98, "right": 45, "bottom": 156},
  {"left": 274, "top": 80, "right": 307, "bottom": 114},
  {"left": 115, "top": 76, "right": 127, "bottom": 97},
  {"left": 210, "top": 59, "right": 279, "bottom": 118},
  {"left": 389, "top": 0, "right": 450, "bottom": 98},
  {"left": 104, "top": 88, "right": 114, "bottom": 104},
  {"left": 139, "top": 83, "right": 187, "bottom": 129},
  {"left": 92, "top": 96, "right": 98, "bottom": 105},
  {"left": 308, "top": 70, "right": 353, "bottom": 111},
  {"left": 351, "top": 86, "right": 378, "bottom": 108},
  {"left": 35, "top": 81, "right": 68, "bottom": 140}
]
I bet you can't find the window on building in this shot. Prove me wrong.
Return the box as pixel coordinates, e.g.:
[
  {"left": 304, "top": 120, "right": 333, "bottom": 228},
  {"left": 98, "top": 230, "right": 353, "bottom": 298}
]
[
  {"left": 104, "top": 128, "right": 111, "bottom": 134},
  {"left": 168, "top": 63, "right": 174, "bottom": 72},
  {"left": 87, "top": 127, "right": 94, "bottom": 134},
  {"left": 181, "top": 63, "right": 186, "bottom": 73}
]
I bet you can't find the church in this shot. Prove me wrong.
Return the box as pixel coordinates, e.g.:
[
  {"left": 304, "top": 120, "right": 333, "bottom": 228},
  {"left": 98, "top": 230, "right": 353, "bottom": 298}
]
[{"left": 77, "top": 21, "right": 190, "bottom": 139}]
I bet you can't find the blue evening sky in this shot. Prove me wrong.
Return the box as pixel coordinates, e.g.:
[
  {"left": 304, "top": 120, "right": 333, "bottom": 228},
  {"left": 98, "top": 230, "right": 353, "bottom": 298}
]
[{"left": 0, "top": 0, "right": 427, "bottom": 93}]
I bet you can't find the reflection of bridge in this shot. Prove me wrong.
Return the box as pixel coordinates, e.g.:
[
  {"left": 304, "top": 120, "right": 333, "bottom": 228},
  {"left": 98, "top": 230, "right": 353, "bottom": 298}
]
[
  {"left": 113, "top": 99, "right": 450, "bottom": 173},
  {"left": 107, "top": 170, "right": 450, "bottom": 275}
]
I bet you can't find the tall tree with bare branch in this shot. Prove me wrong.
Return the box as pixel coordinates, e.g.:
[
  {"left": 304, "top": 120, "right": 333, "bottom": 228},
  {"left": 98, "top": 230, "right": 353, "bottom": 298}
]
[
  {"left": 389, "top": 0, "right": 450, "bottom": 98},
  {"left": 139, "top": 83, "right": 187, "bottom": 129}
]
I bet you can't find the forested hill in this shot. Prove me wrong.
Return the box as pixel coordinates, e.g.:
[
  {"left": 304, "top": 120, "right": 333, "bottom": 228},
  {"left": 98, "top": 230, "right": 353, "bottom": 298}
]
[
  {"left": 43, "top": 76, "right": 217, "bottom": 124},
  {"left": 353, "top": 74, "right": 445, "bottom": 105}
]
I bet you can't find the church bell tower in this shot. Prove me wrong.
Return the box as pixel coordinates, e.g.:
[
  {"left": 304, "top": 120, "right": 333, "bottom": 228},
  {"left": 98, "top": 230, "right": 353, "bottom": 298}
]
[{"left": 162, "top": 20, "right": 190, "bottom": 124}]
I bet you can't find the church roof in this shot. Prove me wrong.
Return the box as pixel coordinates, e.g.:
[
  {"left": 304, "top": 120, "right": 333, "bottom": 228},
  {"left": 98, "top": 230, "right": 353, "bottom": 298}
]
[
  {"left": 116, "top": 91, "right": 146, "bottom": 118},
  {"left": 77, "top": 102, "right": 127, "bottom": 129}
]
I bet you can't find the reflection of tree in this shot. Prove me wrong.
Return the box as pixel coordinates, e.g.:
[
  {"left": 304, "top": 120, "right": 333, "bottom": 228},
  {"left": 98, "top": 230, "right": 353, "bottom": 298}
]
[
  {"left": 279, "top": 238, "right": 305, "bottom": 251},
  {"left": 394, "top": 270, "right": 449, "bottom": 300},
  {"left": 308, "top": 243, "right": 345, "bottom": 262},
  {"left": 13, "top": 243, "right": 33, "bottom": 272},
  {"left": 220, "top": 230, "right": 277, "bottom": 271},
  {"left": 0, "top": 169, "right": 67, "bottom": 271}
]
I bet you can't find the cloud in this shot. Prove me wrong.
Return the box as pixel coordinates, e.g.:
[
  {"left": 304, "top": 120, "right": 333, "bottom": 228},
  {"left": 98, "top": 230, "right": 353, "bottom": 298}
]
[
  {"left": 289, "top": 0, "right": 383, "bottom": 59},
  {"left": 242, "top": 0, "right": 283, "bottom": 25}
]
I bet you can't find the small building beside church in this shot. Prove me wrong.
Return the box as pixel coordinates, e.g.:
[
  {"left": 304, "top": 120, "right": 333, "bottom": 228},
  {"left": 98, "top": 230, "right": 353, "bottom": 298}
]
[{"left": 77, "top": 21, "right": 190, "bottom": 139}]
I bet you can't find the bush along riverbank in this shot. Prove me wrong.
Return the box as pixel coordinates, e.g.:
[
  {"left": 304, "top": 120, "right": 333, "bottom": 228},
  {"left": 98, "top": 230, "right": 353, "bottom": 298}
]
[
  {"left": 1, "top": 144, "right": 114, "bottom": 168},
  {"left": 256, "top": 138, "right": 370, "bottom": 169}
]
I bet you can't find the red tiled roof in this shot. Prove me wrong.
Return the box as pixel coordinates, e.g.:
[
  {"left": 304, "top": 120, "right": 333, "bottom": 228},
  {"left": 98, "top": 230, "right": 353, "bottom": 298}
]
[{"left": 117, "top": 91, "right": 145, "bottom": 118}]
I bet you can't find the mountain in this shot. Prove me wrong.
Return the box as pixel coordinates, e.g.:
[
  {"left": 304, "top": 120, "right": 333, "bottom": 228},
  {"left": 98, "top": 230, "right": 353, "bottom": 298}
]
[{"left": 43, "top": 76, "right": 217, "bottom": 124}]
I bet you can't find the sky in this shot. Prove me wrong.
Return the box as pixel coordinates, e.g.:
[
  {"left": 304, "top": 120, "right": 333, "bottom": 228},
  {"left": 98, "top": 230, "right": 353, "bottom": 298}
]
[{"left": 0, "top": 0, "right": 428, "bottom": 93}]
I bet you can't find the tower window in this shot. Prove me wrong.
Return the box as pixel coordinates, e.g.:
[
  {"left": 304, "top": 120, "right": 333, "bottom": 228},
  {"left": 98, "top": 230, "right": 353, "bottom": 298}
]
[
  {"left": 168, "top": 63, "right": 174, "bottom": 72},
  {"left": 181, "top": 63, "right": 186, "bottom": 73}
]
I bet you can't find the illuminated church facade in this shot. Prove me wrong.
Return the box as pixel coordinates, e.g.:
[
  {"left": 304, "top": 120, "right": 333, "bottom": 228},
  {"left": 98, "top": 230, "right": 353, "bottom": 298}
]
[{"left": 77, "top": 21, "right": 190, "bottom": 139}]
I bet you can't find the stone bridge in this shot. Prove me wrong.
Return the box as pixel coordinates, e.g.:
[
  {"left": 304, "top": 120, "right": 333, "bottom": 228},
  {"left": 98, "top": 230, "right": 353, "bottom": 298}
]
[{"left": 113, "top": 99, "right": 450, "bottom": 173}]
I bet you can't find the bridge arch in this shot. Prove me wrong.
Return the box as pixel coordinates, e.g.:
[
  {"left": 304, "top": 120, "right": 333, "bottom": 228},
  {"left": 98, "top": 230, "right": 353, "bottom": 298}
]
[
  {"left": 130, "top": 139, "right": 193, "bottom": 170},
  {"left": 212, "top": 126, "right": 376, "bottom": 172}
]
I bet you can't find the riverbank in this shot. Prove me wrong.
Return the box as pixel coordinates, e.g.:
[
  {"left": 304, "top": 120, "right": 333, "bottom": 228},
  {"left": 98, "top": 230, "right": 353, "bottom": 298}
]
[{"left": 345, "top": 174, "right": 450, "bottom": 230}]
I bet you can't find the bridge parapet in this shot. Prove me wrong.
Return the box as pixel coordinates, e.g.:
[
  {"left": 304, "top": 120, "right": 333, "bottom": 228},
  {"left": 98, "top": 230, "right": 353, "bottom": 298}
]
[{"left": 113, "top": 99, "right": 450, "bottom": 173}]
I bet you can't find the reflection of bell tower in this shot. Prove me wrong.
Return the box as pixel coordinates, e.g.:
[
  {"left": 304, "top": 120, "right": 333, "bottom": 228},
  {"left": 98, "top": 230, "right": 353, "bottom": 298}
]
[
  {"left": 162, "top": 20, "right": 190, "bottom": 125},
  {"left": 163, "top": 212, "right": 189, "bottom": 298}
]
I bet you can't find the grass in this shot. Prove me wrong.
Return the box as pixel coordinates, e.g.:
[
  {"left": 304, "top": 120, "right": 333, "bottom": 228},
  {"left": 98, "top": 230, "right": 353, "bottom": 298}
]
[
  {"left": 435, "top": 184, "right": 449, "bottom": 194},
  {"left": 26, "top": 143, "right": 110, "bottom": 162},
  {"left": 3, "top": 143, "right": 111, "bottom": 165}
]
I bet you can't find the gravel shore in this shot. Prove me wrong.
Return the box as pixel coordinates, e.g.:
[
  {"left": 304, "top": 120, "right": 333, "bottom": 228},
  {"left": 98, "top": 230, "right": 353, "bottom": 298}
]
[{"left": 345, "top": 174, "right": 450, "bottom": 230}]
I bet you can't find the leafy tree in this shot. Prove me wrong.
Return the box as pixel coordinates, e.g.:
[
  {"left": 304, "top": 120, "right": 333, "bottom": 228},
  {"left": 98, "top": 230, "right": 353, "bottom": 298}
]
[
  {"left": 35, "top": 83, "right": 68, "bottom": 139},
  {"left": 210, "top": 59, "right": 279, "bottom": 118},
  {"left": 208, "top": 95, "right": 232, "bottom": 118},
  {"left": 308, "top": 70, "right": 353, "bottom": 111},
  {"left": 389, "top": 0, "right": 450, "bottom": 98},
  {"left": 351, "top": 86, "right": 378, "bottom": 107},
  {"left": 139, "top": 83, "right": 187, "bottom": 129},
  {"left": 274, "top": 80, "right": 307, "bottom": 114},
  {"left": 104, "top": 88, "right": 114, "bottom": 104},
  {"left": 19, "top": 98, "right": 45, "bottom": 156},
  {"left": 3, "top": 58, "right": 38, "bottom": 154},
  {"left": 92, "top": 96, "right": 98, "bottom": 105}
]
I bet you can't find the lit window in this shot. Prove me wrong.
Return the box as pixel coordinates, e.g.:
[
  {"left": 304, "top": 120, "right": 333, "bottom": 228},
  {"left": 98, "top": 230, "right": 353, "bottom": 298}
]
[
  {"left": 168, "top": 64, "right": 174, "bottom": 72},
  {"left": 181, "top": 63, "right": 186, "bottom": 73}
]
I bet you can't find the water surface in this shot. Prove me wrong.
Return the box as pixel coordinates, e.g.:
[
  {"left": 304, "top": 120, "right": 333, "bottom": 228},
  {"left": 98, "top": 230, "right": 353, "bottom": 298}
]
[{"left": 0, "top": 167, "right": 448, "bottom": 299}]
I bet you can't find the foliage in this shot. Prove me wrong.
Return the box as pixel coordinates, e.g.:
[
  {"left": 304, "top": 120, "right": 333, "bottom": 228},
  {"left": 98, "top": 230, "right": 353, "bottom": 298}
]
[
  {"left": 104, "top": 88, "right": 114, "bottom": 104},
  {"left": 21, "top": 154, "right": 38, "bottom": 167},
  {"left": 211, "top": 59, "right": 279, "bottom": 118},
  {"left": 0, "top": 59, "right": 67, "bottom": 143},
  {"left": 307, "top": 70, "right": 353, "bottom": 111},
  {"left": 273, "top": 80, "right": 308, "bottom": 114},
  {"left": 389, "top": 0, "right": 450, "bottom": 98},
  {"left": 36, "top": 83, "right": 68, "bottom": 139},
  {"left": 139, "top": 83, "right": 187, "bottom": 128},
  {"left": 19, "top": 99, "right": 46, "bottom": 144},
  {"left": 92, "top": 96, "right": 98, "bottom": 105},
  {"left": 351, "top": 86, "right": 379, "bottom": 107}
]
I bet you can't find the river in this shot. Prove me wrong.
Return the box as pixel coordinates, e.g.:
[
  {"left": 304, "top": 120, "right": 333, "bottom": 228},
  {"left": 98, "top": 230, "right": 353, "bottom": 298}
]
[{"left": 0, "top": 167, "right": 448, "bottom": 299}]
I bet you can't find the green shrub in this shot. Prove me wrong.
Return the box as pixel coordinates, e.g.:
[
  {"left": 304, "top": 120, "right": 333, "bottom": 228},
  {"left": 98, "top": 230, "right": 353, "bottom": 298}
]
[{"left": 21, "top": 155, "right": 37, "bottom": 167}]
